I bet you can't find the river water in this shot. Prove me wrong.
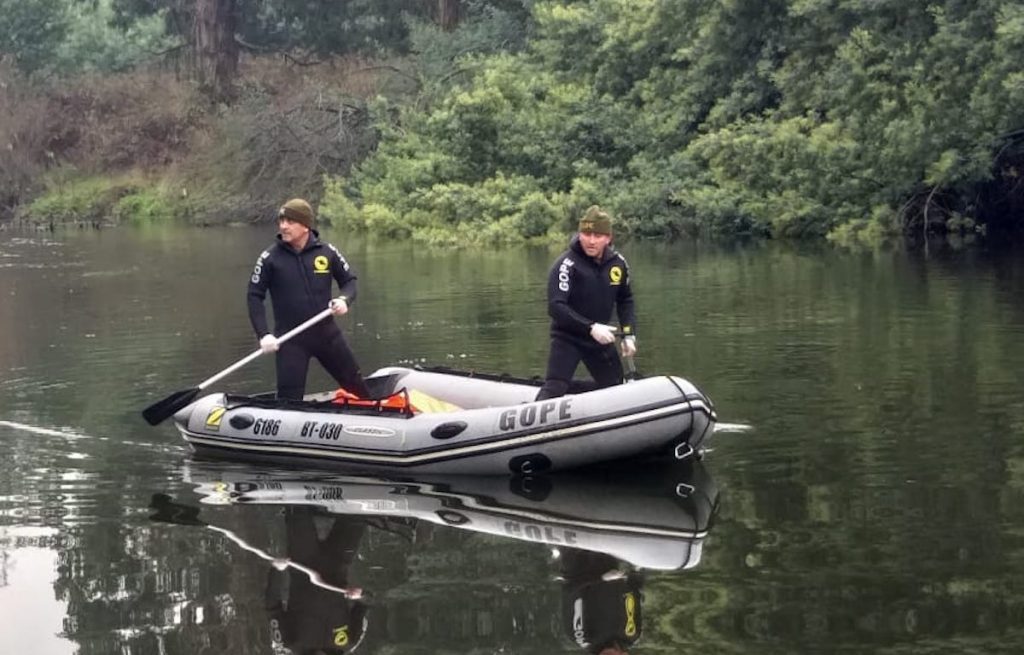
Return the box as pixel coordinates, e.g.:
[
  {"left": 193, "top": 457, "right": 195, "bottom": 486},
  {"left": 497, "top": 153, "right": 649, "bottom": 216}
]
[{"left": 1, "top": 225, "right": 1023, "bottom": 654}]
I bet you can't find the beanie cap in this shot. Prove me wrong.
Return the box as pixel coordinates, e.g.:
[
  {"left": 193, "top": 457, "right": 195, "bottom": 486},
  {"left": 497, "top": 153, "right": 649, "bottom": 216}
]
[
  {"left": 279, "top": 198, "right": 314, "bottom": 228},
  {"left": 578, "top": 205, "right": 612, "bottom": 235}
]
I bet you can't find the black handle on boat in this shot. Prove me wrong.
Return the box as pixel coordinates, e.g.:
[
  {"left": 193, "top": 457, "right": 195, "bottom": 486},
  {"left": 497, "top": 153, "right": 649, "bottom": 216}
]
[{"left": 141, "top": 307, "right": 335, "bottom": 425}]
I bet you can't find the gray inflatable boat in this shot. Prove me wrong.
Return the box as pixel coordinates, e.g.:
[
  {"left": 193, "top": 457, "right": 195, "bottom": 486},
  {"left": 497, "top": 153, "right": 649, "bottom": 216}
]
[{"left": 173, "top": 366, "right": 717, "bottom": 475}]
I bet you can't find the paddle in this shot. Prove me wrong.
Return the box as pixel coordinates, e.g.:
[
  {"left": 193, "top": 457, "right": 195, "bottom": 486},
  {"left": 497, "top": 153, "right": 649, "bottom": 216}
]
[
  {"left": 142, "top": 306, "right": 334, "bottom": 425},
  {"left": 149, "top": 494, "right": 363, "bottom": 598}
]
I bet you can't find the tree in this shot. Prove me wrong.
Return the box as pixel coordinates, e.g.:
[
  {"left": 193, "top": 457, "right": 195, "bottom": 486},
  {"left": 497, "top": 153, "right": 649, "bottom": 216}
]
[
  {"left": 436, "top": 0, "right": 461, "bottom": 31},
  {"left": 192, "top": 0, "right": 236, "bottom": 100}
]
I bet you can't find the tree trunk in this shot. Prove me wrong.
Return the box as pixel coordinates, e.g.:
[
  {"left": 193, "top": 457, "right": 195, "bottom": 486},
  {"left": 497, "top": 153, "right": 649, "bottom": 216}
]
[
  {"left": 437, "top": 0, "right": 460, "bottom": 31},
  {"left": 193, "top": 0, "right": 238, "bottom": 101}
]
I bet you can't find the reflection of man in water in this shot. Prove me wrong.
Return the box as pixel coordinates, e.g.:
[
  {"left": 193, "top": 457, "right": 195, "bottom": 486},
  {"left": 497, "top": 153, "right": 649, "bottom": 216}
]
[
  {"left": 266, "top": 508, "right": 369, "bottom": 655},
  {"left": 559, "top": 549, "right": 642, "bottom": 655}
]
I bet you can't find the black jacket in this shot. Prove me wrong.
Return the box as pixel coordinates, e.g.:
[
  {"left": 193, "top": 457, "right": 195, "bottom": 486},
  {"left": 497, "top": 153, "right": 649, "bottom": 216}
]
[
  {"left": 547, "top": 236, "right": 636, "bottom": 344},
  {"left": 560, "top": 551, "right": 643, "bottom": 653},
  {"left": 247, "top": 231, "right": 359, "bottom": 336},
  {"left": 266, "top": 512, "right": 368, "bottom": 654}
]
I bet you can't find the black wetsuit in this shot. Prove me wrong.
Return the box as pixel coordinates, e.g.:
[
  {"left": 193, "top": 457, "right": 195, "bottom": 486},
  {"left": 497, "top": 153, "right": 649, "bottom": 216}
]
[
  {"left": 266, "top": 509, "right": 369, "bottom": 654},
  {"left": 537, "top": 236, "right": 636, "bottom": 400},
  {"left": 247, "top": 231, "right": 370, "bottom": 399},
  {"left": 560, "top": 550, "right": 643, "bottom": 654}
]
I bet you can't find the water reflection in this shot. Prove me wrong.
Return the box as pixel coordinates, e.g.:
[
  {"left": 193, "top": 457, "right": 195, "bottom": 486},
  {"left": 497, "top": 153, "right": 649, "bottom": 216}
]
[
  {"left": 150, "top": 497, "right": 369, "bottom": 654},
  {"left": 150, "top": 458, "right": 718, "bottom": 653}
]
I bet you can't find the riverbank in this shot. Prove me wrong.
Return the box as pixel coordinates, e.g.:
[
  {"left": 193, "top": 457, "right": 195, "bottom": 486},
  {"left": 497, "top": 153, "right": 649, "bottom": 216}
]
[{"left": 0, "top": 55, "right": 386, "bottom": 229}]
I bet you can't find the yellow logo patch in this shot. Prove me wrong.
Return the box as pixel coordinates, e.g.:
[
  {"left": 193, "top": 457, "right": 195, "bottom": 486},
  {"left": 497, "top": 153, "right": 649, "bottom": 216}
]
[
  {"left": 313, "top": 255, "right": 330, "bottom": 273},
  {"left": 624, "top": 592, "right": 637, "bottom": 636},
  {"left": 205, "top": 407, "right": 225, "bottom": 430},
  {"left": 333, "top": 625, "right": 349, "bottom": 646},
  {"left": 609, "top": 266, "right": 623, "bottom": 285}
]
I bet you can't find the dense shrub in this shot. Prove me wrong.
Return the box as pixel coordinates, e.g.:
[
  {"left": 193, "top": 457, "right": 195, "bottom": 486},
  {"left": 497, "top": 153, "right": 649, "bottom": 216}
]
[
  {"left": 177, "top": 58, "right": 386, "bottom": 224},
  {"left": 324, "top": 0, "right": 1024, "bottom": 243},
  {"left": 24, "top": 176, "right": 138, "bottom": 225}
]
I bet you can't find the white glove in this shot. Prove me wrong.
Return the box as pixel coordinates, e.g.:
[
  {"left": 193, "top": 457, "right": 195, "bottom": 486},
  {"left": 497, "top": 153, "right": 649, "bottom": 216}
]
[
  {"left": 330, "top": 296, "right": 349, "bottom": 316},
  {"left": 589, "top": 322, "right": 617, "bottom": 345},
  {"left": 259, "top": 334, "right": 279, "bottom": 353},
  {"left": 621, "top": 335, "right": 637, "bottom": 357}
]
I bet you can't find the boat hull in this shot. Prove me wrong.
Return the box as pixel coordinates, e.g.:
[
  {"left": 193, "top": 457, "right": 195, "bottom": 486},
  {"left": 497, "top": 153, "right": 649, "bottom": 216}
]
[{"left": 174, "top": 367, "right": 716, "bottom": 475}]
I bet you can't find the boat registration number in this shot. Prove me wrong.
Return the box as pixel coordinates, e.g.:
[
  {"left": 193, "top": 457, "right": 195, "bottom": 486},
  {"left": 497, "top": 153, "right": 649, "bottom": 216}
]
[
  {"left": 300, "top": 421, "right": 345, "bottom": 440},
  {"left": 252, "top": 418, "right": 281, "bottom": 436}
]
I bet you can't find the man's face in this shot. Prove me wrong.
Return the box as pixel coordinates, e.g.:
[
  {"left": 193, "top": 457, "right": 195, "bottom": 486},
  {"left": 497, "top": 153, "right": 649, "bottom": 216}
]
[
  {"left": 579, "top": 230, "right": 612, "bottom": 259},
  {"left": 278, "top": 217, "right": 309, "bottom": 246}
]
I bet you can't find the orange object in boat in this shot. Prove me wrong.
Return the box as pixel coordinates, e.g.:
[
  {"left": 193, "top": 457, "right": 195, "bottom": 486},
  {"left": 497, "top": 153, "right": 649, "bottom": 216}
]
[{"left": 333, "top": 387, "right": 411, "bottom": 411}]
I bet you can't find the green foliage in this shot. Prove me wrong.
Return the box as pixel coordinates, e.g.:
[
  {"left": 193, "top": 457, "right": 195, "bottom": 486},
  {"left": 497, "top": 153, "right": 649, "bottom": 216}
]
[
  {"left": 25, "top": 175, "right": 134, "bottom": 224},
  {"left": 235, "top": 0, "right": 427, "bottom": 57},
  {"left": 323, "top": 167, "right": 565, "bottom": 245},
  {"left": 0, "top": 0, "right": 177, "bottom": 75},
  {"left": 6, "top": 0, "right": 1024, "bottom": 241},
  {"left": 0, "top": 0, "right": 69, "bottom": 73},
  {"left": 53, "top": 0, "right": 177, "bottom": 74},
  {"left": 112, "top": 187, "right": 177, "bottom": 223},
  {"left": 24, "top": 173, "right": 182, "bottom": 224},
  {"left": 324, "top": 0, "right": 1024, "bottom": 243},
  {"left": 110, "top": 0, "right": 531, "bottom": 62},
  {"left": 408, "top": 0, "right": 533, "bottom": 97}
]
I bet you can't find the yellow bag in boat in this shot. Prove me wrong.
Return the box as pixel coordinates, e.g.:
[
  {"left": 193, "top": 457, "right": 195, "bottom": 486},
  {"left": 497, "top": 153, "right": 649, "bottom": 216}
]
[{"left": 407, "top": 388, "right": 461, "bottom": 414}]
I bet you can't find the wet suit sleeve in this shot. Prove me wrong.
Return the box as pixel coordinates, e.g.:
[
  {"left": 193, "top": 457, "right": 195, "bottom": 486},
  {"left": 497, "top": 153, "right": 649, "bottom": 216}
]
[
  {"left": 616, "top": 260, "right": 636, "bottom": 337},
  {"left": 548, "top": 255, "right": 593, "bottom": 336},
  {"left": 330, "top": 246, "right": 359, "bottom": 304},
  {"left": 247, "top": 249, "right": 273, "bottom": 337}
]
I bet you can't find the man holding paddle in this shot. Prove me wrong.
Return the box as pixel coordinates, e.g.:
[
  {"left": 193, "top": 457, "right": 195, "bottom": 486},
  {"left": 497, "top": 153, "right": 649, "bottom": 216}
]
[
  {"left": 248, "top": 198, "right": 371, "bottom": 400},
  {"left": 536, "top": 205, "right": 637, "bottom": 400}
]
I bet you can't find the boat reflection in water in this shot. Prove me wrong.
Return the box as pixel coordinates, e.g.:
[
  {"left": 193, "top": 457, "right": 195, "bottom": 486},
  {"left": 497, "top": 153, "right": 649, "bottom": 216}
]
[{"left": 152, "top": 457, "right": 719, "bottom": 654}]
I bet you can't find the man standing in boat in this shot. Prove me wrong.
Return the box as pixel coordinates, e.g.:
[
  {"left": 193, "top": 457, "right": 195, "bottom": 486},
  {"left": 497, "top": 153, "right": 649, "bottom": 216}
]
[
  {"left": 536, "top": 205, "right": 637, "bottom": 400},
  {"left": 248, "top": 198, "right": 372, "bottom": 399}
]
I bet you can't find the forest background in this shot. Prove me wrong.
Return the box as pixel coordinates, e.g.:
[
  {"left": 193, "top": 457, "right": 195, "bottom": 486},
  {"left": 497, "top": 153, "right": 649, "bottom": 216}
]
[{"left": 1, "top": 0, "right": 1023, "bottom": 245}]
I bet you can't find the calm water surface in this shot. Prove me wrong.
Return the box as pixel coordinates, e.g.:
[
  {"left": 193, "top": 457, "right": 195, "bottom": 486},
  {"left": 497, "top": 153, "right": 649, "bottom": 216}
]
[{"left": 1, "top": 225, "right": 1024, "bottom": 654}]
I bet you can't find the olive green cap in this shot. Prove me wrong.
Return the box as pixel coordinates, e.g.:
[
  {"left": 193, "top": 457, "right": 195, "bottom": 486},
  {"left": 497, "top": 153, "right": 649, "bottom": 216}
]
[
  {"left": 278, "top": 198, "right": 314, "bottom": 228},
  {"left": 578, "top": 205, "right": 612, "bottom": 235}
]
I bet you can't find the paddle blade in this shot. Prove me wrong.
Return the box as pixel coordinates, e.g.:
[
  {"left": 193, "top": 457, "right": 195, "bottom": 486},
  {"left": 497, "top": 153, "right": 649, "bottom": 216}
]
[
  {"left": 149, "top": 493, "right": 207, "bottom": 526},
  {"left": 142, "top": 387, "right": 201, "bottom": 425}
]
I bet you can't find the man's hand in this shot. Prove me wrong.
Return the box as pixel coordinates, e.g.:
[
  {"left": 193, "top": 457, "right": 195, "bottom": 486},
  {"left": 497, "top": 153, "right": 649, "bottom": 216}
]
[
  {"left": 330, "top": 296, "right": 349, "bottom": 316},
  {"left": 621, "top": 336, "right": 637, "bottom": 357},
  {"left": 259, "top": 334, "right": 280, "bottom": 353},
  {"left": 589, "top": 322, "right": 617, "bottom": 345}
]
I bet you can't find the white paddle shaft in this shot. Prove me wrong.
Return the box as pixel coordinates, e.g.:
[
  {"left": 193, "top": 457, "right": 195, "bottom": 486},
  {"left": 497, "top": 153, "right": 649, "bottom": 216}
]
[{"left": 196, "top": 307, "right": 334, "bottom": 390}]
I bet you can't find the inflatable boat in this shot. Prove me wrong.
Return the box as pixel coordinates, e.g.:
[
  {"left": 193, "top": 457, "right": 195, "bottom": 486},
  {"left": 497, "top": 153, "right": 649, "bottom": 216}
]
[
  {"left": 179, "top": 456, "right": 719, "bottom": 570},
  {"left": 173, "top": 366, "right": 717, "bottom": 475}
]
